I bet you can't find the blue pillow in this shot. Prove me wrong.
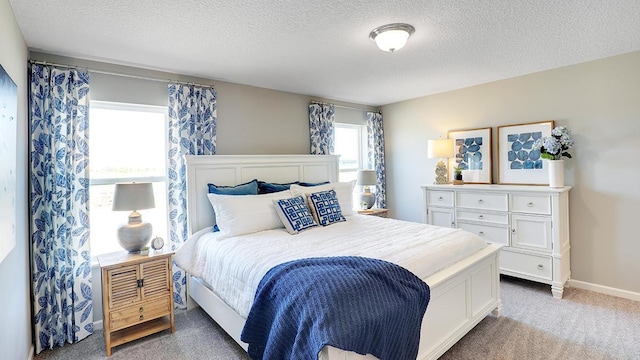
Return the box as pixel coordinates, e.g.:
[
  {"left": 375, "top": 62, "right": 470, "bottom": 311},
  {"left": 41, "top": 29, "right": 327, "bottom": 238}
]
[
  {"left": 258, "top": 181, "right": 299, "bottom": 194},
  {"left": 273, "top": 196, "right": 318, "bottom": 234},
  {"left": 308, "top": 190, "right": 346, "bottom": 226},
  {"left": 298, "top": 181, "right": 330, "bottom": 187},
  {"left": 207, "top": 179, "right": 258, "bottom": 195}
]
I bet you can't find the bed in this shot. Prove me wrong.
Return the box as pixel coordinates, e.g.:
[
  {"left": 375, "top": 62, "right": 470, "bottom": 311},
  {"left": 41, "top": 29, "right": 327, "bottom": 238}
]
[{"left": 179, "top": 154, "right": 502, "bottom": 360}]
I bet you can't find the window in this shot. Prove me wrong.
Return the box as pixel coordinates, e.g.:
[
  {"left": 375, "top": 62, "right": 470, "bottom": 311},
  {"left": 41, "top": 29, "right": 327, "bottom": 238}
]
[
  {"left": 89, "top": 101, "right": 168, "bottom": 257},
  {"left": 334, "top": 123, "right": 367, "bottom": 182}
]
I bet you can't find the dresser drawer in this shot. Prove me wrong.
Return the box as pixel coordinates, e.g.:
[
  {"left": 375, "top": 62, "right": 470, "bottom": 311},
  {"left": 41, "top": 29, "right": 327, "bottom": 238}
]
[
  {"left": 501, "top": 251, "right": 552, "bottom": 281},
  {"left": 456, "top": 192, "right": 508, "bottom": 211},
  {"left": 458, "top": 222, "right": 509, "bottom": 246},
  {"left": 456, "top": 210, "right": 509, "bottom": 225},
  {"left": 427, "top": 190, "right": 454, "bottom": 207},
  {"left": 110, "top": 296, "right": 171, "bottom": 331},
  {"left": 511, "top": 194, "right": 551, "bottom": 215}
]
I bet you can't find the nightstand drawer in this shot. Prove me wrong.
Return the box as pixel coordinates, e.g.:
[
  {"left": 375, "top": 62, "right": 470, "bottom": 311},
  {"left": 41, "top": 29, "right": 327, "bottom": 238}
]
[
  {"left": 427, "top": 190, "right": 454, "bottom": 207},
  {"left": 501, "top": 251, "right": 552, "bottom": 281},
  {"left": 458, "top": 222, "right": 509, "bottom": 246},
  {"left": 456, "top": 210, "right": 508, "bottom": 225},
  {"left": 511, "top": 194, "right": 551, "bottom": 215},
  {"left": 110, "top": 296, "right": 171, "bottom": 331},
  {"left": 456, "top": 192, "right": 508, "bottom": 211}
]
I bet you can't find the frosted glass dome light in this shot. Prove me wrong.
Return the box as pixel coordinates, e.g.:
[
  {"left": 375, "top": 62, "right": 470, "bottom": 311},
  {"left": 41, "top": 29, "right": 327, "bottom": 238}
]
[{"left": 369, "top": 23, "right": 415, "bottom": 52}]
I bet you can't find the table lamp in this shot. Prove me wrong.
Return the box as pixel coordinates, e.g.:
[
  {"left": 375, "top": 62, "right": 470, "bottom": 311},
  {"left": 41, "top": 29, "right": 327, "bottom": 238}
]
[
  {"left": 112, "top": 182, "right": 155, "bottom": 252},
  {"left": 428, "top": 138, "right": 454, "bottom": 184},
  {"left": 356, "top": 170, "right": 377, "bottom": 209}
]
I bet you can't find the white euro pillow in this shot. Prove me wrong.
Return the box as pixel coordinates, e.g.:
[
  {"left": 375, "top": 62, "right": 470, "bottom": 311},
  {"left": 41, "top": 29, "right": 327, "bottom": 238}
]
[
  {"left": 207, "top": 190, "right": 292, "bottom": 239},
  {"left": 290, "top": 180, "right": 355, "bottom": 216}
]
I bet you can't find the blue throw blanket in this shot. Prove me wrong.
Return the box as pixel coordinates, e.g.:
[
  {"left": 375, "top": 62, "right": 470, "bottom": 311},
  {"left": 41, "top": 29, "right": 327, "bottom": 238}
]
[{"left": 240, "top": 256, "right": 430, "bottom": 360}]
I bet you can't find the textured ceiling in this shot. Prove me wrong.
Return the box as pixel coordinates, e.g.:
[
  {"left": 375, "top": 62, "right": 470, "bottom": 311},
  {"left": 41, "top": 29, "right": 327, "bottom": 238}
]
[{"left": 9, "top": 0, "right": 640, "bottom": 106}]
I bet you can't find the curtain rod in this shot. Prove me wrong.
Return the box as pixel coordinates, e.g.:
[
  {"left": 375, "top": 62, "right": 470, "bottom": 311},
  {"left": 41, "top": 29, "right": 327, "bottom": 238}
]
[
  {"left": 28, "top": 59, "right": 216, "bottom": 89},
  {"left": 310, "top": 100, "right": 379, "bottom": 113}
]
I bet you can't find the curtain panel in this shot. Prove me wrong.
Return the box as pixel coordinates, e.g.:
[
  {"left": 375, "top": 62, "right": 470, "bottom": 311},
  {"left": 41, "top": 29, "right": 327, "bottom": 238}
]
[
  {"left": 167, "top": 83, "right": 217, "bottom": 308},
  {"left": 367, "top": 111, "right": 387, "bottom": 209},
  {"left": 29, "top": 64, "right": 93, "bottom": 353},
  {"left": 309, "top": 103, "right": 336, "bottom": 155}
]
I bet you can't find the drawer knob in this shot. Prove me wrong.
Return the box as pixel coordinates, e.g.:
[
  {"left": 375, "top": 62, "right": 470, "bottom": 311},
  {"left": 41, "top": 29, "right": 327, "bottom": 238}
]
[
  {"left": 512, "top": 228, "right": 516, "bottom": 233},
  {"left": 438, "top": 196, "right": 443, "bottom": 201},
  {"left": 139, "top": 306, "right": 144, "bottom": 313},
  {"left": 478, "top": 231, "right": 485, "bottom": 236},
  {"left": 478, "top": 215, "right": 484, "bottom": 219},
  {"left": 139, "top": 314, "right": 144, "bottom": 321},
  {"left": 537, "top": 264, "right": 544, "bottom": 270},
  {"left": 477, "top": 199, "right": 484, "bottom": 204},
  {"left": 527, "top": 202, "right": 534, "bottom": 207}
]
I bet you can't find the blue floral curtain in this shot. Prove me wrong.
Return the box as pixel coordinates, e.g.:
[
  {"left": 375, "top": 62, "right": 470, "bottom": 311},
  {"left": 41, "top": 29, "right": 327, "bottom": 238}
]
[
  {"left": 29, "top": 64, "right": 93, "bottom": 354},
  {"left": 367, "top": 111, "right": 387, "bottom": 209},
  {"left": 167, "top": 83, "right": 217, "bottom": 308},
  {"left": 309, "top": 103, "right": 335, "bottom": 155}
]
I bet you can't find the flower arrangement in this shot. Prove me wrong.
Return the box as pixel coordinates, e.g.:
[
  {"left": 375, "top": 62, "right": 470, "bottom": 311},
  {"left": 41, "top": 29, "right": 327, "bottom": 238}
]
[{"left": 533, "top": 126, "right": 575, "bottom": 160}]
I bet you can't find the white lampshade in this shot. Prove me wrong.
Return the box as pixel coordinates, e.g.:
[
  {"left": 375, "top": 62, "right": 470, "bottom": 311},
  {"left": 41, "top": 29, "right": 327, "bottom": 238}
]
[
  {"left": 369, "top": 23, "right": 415, "bottom": 52},
  {"left": 428, "top": 139, "right": 454, "bottom": 159},
  {"left": 112, "top": 183, "right": 155, "bottom": 211},
  {"left": 356, "top": 170, "right": 377, "bottom": 186}
]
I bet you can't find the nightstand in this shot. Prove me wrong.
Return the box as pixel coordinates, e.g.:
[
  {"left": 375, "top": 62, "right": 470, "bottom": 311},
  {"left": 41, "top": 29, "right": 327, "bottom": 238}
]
[
  {"left": 357, "top": 208, "right": 389, "bottom": 218},
  {"left": 98, "top": 251, "right": 175, "bottom": 356}
]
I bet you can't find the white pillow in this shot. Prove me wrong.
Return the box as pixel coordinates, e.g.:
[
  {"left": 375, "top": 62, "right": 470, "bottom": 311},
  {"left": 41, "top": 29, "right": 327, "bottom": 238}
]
[
  {"left": 207, "top": 190, "right": 292, "bottom": 239},
  {"left": 290, "top": 180, "right": 355, "bottom": 216}
]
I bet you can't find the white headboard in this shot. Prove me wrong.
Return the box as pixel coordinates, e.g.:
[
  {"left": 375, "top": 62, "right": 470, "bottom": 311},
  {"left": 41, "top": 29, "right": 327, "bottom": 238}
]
[{"left": 185, "top": 154, "right": 340, "bottom": 234}]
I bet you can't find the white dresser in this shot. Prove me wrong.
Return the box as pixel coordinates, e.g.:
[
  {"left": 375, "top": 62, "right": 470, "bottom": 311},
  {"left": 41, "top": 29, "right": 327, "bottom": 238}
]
[{"left": 422, "top": 184, "right": 571, "bottom": 298}]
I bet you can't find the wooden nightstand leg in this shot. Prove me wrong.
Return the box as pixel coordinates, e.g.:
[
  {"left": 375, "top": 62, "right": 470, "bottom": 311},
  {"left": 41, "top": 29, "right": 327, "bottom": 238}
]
[
  {"left": 102, "top": 267, "right": 112, "bottom": 356},
  {"left": 105, "top": 331, "right": 112, "bottom": 356}
]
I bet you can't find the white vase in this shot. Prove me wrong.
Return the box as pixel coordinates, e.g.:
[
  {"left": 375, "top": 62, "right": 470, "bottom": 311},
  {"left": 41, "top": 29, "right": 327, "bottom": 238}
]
[{"left": 547, "top": 159, "right": 565, "bottom": 188}]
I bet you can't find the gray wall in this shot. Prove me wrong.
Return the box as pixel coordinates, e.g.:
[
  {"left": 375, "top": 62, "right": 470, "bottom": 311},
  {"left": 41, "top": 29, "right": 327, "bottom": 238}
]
[
  {"left": 382, "top": 51, "right": 640, "bottom": 294},
  {"left": 0, "top": 0, "right": 31, "bottom": 358},
  {"left": 30, "top": 52, "right": 376, "bottom": 156}
]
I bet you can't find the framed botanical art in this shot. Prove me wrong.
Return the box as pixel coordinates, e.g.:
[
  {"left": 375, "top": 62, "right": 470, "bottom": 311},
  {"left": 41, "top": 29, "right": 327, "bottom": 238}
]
[
  {"left": 448, "top": 127, "right": 492, "bottom": 184},
  {"left": 497, "top": 120, "right": 554, "bottom": 185}
]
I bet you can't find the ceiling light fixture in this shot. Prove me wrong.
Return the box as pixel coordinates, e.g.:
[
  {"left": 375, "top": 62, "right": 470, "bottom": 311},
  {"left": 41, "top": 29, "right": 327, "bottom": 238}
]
[{"left": 369, "top": 23, "right": 415, "bottom": 52}]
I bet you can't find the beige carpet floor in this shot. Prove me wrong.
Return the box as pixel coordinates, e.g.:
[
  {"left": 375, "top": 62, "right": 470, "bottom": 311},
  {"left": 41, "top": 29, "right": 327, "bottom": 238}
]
[{"left": 34, "top": 276, "right": 640, "bottom": 360}]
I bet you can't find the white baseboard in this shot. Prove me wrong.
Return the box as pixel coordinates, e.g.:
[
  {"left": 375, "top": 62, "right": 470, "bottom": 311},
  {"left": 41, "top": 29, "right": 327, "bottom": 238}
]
[
  {"left": 28, "top": 345, "right": 34, "bottom": 360},
  {"left": 568, "top": 279, "right": 640, "bottom": 302}
]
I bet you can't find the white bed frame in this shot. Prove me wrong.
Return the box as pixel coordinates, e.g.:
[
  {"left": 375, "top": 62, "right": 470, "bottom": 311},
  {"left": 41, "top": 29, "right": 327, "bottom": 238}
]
[{"left": 184, "top": 155, "right": 502, "bottom": 360}]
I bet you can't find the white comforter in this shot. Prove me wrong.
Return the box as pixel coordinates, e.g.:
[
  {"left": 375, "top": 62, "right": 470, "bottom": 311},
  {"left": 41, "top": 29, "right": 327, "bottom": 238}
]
[{"left": 174, "top": 215, "right": 486, "bottom": 318}]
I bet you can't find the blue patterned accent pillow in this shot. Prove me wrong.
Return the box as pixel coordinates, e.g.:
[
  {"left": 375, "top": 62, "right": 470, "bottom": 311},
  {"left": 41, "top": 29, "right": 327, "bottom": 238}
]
[
  {"left": 308, "top": 190, "right": 346, "bottom": 226},
  {"left": 208, "top": 179, "right": 258, "bottom": 195},
  {"left": 273, "top": 196, "right": 318, "bottom": 234}
]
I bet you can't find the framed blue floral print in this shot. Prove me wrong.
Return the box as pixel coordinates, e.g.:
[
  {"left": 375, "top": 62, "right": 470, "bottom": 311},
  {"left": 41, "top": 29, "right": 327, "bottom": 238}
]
[
  {"left": 448, "top": 127, "right": 492, "bottom": 184},
  {"left": 498, "top": 120, "right": 554, "bottom": 184}
]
